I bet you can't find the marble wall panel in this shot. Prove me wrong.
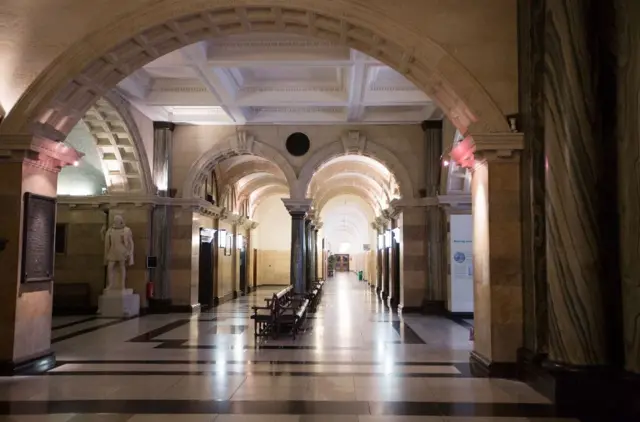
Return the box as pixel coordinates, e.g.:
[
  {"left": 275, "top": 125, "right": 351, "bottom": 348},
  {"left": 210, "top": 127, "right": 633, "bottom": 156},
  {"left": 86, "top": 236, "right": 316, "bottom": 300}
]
[{"left": 616, "top": 0, "right": 640, "bottom": 374}]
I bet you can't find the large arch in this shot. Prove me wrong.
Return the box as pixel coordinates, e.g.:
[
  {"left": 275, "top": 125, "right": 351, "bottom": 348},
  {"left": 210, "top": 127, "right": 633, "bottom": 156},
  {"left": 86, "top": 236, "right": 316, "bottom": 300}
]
[
  {"left": 181, "top": 131, "right": 297, "bottom": 198},
  {"left": 309, "top": 172, "right": 391, "bottom": 204},
  {"left": 296, "top": 131, "right": 414, "bottom": 199},
  {"left": 315, "top": 185, "right": 382, "bottom": 215},
  {"left": 0, "top": 2, "right": 510, "bottom": 143},
  {"left": 80, "top": 91, "right": 153, "bottom": 194}
]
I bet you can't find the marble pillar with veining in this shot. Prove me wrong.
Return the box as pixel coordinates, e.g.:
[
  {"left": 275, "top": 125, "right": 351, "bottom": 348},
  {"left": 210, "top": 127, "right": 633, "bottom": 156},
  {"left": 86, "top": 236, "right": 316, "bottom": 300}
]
[
  {"left": 544, "top": 0, "right": 608, "bottom": 366},
  {"left": 283, "top": 199, "right": 311, "bottom": 295},
  {"left": 616, "top": 0, "right": 640, "bottom": 374},
  {"left": 151, "top": 122, "right": 175, "bottom": 302},
  {"left": 422, "top": 121, "right": 445, "bottom": 304},
  {"left": 314, "top": 228, "right": 319, "bottom": 282},
  {"left": 290, "top": 212, "right": 307, "bottom": 294},
  {"left": 518, "top": 0, "right": 548, "bottom": 356}
]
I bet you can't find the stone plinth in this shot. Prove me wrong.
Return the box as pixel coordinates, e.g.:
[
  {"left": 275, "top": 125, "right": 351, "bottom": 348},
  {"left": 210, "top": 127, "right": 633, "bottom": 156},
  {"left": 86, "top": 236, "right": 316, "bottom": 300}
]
[{"left": 99, "top": 289, "right": 140, "bottom": 317}]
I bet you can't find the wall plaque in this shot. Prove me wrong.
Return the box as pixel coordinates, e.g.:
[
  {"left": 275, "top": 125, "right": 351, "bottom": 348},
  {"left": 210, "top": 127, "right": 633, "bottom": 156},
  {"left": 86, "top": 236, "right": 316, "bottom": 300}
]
[{"left": 21, "top": 193, "right": 57, "bottom": 283}]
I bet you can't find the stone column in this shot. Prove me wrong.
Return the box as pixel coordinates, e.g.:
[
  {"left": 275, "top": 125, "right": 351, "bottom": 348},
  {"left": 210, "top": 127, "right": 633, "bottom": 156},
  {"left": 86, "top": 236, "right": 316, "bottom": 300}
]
[
  {"left": 470, "top": 134, "right": 524, "bottom": 371},
  {"left": 314, "top": 224, "right": 321, "bottom": 283},
  {"left": 382, "top": 221, "right": 391, "bottom": 301},
  {"left": 283, "top": 199, "right": 311, "bottom": 294},
  {"left": 422, "top": 121, "right": 446, "bottom": 311},
  {"left": 150, "top": 122, "right": 175, "bottom": 309},
  {"left": 0, "top": 135, "right": 81, "bottom": 374},
  {"left": 617, "top": 0, "right": 640, "bottom": 374},
  {"left": 231, "top": 221, "right": 238, "bottom": 297},
  {"left": 517, "top": 0, "right": 548, "bottom": 360},
  {"left": 544, "top": 0, "right": 613, "bottom": 367},
  {"left": 374, "top": 224, "right": 383, "bottom": 292},
  {"left": 305, "top": 218, "right": 312, "bottom": 290}
]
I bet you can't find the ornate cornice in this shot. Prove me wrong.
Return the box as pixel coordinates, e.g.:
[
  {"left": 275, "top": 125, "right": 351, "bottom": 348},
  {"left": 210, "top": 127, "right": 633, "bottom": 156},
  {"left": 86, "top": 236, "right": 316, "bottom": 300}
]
[{"left": 0, "top": 133, "right": 83, "bottom": 172}]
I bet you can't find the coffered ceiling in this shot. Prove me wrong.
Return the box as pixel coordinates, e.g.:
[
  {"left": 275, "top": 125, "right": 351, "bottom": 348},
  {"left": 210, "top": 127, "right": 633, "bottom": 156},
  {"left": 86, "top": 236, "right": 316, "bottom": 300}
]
[{"left": 117, "top": 34, "right": 441, "bottom": 125}]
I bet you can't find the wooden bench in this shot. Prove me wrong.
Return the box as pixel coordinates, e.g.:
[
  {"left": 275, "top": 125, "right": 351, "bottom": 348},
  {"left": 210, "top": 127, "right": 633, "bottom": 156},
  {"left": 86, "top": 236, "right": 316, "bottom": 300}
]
[{"left": 251, "top": 285, "right": 311, "bottom": 340}]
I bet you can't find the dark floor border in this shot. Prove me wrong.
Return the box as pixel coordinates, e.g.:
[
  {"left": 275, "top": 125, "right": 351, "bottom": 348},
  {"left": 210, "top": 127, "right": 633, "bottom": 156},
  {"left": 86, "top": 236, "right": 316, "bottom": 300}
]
[
  {"left": 51, "top": 316, "right": 99, "bottom": 331},
  {"left": 54, "top": 359, "right": 468, "bottom": 367},
  {"left": 0, "top": 400, "right": 560, "bottom": 417},
  {"left": 45, "top": 370, "right": 468, "bottom": 378},
  {"left": 52, "top": 316, "right": 140, "bottom": 343}
]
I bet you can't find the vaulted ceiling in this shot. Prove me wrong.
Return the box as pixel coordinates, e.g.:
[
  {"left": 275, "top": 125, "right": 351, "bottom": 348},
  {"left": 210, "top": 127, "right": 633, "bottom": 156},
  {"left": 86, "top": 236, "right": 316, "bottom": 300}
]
[{"left": 117, "top": 33, "right": 441, "bottom": 125}]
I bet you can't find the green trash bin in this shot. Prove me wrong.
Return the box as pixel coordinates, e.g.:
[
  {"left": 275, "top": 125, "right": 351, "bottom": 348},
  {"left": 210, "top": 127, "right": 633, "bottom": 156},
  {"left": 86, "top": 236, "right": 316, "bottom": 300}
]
[{"left": 358, "top": 271, "right": 363, "bottom": 281}]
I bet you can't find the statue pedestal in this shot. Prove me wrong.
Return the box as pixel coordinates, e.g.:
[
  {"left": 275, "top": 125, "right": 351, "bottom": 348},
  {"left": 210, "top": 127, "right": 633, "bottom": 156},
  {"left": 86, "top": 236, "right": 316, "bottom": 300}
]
[{"left": 98, "top": 289, "right": 140, "bottom": 317}]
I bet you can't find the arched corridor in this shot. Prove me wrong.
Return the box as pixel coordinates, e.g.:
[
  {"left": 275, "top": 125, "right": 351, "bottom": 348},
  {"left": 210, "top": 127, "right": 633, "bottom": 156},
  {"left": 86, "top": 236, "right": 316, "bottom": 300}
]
[
  {"left": 32, "top": 273, "right": 561, "bottom": 420},
  {"left": 1, "top": 1, "right": 639, "bottom": 420}
]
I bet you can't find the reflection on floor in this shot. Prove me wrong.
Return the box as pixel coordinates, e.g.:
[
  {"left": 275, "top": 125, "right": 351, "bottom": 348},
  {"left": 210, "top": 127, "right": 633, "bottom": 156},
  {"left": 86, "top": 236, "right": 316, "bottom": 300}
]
[{"left": 0, "top": 273, "right": 577, "bottom": 421}]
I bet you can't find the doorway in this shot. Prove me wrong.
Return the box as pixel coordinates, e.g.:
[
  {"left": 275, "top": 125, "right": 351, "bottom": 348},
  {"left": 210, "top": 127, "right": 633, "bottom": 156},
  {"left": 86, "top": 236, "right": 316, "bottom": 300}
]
[
  {"left": 198, "top": 228, "right": 215, "bottom": 308},
  {"left": 334, "top": 254, "right": 350, "bottom": 272}
]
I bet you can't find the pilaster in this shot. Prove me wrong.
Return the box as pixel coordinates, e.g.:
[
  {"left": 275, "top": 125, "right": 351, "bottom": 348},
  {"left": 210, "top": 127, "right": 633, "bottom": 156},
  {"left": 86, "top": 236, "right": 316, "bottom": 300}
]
[
  {"left": 0, "top": 134, "right": 81, "bottom": 374},
  {"left": 469, "top": 133, "right": 523, "bottom": 374}
]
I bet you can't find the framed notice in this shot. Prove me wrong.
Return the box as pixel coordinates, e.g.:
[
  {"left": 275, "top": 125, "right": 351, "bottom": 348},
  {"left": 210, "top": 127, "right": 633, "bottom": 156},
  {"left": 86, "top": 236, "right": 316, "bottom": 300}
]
[{"left": 21, "top": 193, "right": 57, "bottom": 283}]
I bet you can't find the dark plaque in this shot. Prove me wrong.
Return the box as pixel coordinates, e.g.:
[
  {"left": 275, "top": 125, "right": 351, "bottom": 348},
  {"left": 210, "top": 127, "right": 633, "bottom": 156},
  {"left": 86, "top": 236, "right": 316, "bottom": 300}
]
[
  {"left": 285, "top": 132, "right": 311, "bottom": 156},
  {"left": 21, "top": 193, "right": 57, "bottom": 283}
]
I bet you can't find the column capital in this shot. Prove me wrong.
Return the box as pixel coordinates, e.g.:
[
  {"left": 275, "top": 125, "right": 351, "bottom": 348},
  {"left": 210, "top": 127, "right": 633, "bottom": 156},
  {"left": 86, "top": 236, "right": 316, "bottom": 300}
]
[
  {"left": 153, "top": 121, "right": 176, "bottom": 131},
  {"left": 282, "top": 198, "right": 312, "bottom": 215},
  {"left": 473, "top": 132, "right": 524, "bottom": 163},
  {"left": 314, "top": 222, "right": 323, "bottom": 230}
]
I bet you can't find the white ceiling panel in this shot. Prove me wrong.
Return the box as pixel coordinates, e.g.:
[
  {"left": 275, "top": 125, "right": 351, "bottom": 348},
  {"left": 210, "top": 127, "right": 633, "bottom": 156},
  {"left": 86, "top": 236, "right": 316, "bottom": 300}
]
[{"left": 117, "top": 33, "right": 439, "bottom": 125}]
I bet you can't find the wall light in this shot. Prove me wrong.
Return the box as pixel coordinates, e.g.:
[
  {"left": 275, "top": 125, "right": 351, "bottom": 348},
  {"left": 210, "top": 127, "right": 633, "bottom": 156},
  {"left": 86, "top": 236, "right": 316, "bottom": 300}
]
[{"left": 218, "top": 229, "right": 227, "bottom": 248}]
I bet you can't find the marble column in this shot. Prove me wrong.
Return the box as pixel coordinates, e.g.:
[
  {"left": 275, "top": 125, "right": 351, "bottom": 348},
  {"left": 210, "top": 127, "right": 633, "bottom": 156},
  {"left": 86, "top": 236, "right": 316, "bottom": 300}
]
[
  {"left": 422, "top": 121, "right": 446, "bottom": 309},
  {"left": 517, "top": 0, "right": 548, "bottom": 357},
  {"left": 305, "top": 219, "right": 312, "bottom": 291},
  {"left": 150, "top": 122, "right": 175, "bottom": 307},
  {"left": 283, "top": 199, "right": 311, "bottom": 295},
  {"left": 617, "top": 0, "right": 640, "bottom": 374},
  {"left": 382, "top": 222, "right": 391, "bottom": 301},
  {"left": 313, "top": 225, "right": 320, "bottom": 283},
  {"left": 544, "top": 0, "right": 612, "bottom": 366},
  {"left": 470, "top": 135, "right": 524, "bottom": 367},
  {"left": 374, "top": 223, "right": 383, "bottom": 293}
]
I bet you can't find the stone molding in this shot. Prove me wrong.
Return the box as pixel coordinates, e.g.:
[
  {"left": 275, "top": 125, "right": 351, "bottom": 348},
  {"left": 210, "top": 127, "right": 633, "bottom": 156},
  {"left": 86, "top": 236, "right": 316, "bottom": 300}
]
[
  {"left": 0, "top": 134, "right": 83, "bottom": 173},
  {"left": 472, "top": 132, "right": 524, "bottom": 163}
]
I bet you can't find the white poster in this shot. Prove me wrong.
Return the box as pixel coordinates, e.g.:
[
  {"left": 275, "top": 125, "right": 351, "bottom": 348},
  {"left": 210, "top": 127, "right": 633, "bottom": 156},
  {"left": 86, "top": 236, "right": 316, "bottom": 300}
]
[{"left": 448, "top": 214, "right": 474, "bottom": 313}]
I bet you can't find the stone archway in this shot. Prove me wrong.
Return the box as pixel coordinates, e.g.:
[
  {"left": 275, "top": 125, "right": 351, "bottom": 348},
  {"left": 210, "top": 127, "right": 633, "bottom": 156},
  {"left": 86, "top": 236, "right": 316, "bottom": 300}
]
[
  {"left": 0, "top": 1, "right": 510, "bottom": 143},
  {"left": 181, "top": 131, "right": 297, "bottom": 198},
  {"left": 81, "top": 91, "right": 154, "bottom": 194},
  {"left": 296, "top": 131, "right": 414, "bottom": 199}
]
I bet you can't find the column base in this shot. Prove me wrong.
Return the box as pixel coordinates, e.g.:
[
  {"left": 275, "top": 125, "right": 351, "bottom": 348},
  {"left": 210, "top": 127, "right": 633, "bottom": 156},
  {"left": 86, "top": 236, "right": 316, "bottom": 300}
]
[
  {"left": 147, "top": 298, "right": 173, "bottom": 314},
  {"left": 214, "top": 292, "right": 235, "bottom": 307},
  {"left": 469, "top": 350, "right": 518, "bottom": 378},
  {"left": 422, "top": 300, "right": 446, "bottom": 315},
  {"left": 0, "top": 350, "right": 56, "bottom": 376},
  {"left": 517, "top": 349, "right": 640, "bottom": 420}
]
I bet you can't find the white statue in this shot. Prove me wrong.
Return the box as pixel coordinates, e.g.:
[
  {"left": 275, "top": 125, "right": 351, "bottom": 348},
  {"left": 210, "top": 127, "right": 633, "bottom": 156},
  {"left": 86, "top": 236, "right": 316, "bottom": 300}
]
[{"left": 103, "top": 215, "right": 134, "bottom": 292}]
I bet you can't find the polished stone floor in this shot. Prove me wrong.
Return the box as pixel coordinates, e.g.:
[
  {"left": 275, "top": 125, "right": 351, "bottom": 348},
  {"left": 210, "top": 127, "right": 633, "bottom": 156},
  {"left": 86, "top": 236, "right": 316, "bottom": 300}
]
[{"left": 0, "top": 273, "right": 577, "bottom": 421}]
